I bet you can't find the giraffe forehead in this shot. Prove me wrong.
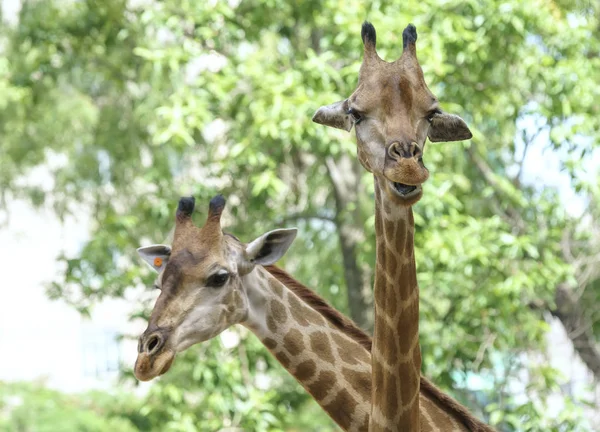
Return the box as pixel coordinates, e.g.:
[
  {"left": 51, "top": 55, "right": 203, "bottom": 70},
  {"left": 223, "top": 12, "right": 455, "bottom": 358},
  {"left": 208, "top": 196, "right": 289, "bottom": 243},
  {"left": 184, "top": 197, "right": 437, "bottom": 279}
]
[{"left": 354, "top": 61, "right": 434, "bottom": 117}]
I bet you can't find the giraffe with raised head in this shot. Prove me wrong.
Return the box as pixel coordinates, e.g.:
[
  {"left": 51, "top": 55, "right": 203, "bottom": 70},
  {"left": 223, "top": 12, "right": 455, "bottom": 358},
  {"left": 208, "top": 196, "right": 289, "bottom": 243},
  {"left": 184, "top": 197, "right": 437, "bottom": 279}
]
[
  {"left": 134, "top": 195, "right": 492, "bottom": 431},
  {"left": 313, "top": 22, "right": 473, "bottom": 431}
]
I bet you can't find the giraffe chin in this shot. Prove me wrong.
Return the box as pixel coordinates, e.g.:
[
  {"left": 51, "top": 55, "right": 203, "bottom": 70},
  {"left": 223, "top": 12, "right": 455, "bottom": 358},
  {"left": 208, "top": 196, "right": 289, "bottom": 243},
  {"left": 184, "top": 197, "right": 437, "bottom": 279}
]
[{"left": 134, "top": 349, "right": 175, "bottom": 382}]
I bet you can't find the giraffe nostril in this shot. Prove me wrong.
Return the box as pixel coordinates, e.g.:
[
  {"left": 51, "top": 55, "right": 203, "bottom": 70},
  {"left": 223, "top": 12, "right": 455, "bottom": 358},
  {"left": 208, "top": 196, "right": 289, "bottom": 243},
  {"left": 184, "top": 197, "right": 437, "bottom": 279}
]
[
  {"left": 388, "top": 142, "right": 421, "bottom": 160},
  {"left": 145, "top": 334, "right": 162, "bottom": 354},
  {"left": 411, "top": 142, "right": 423, "bottom": 159},
  {"left": 388, "top": 142, "right": 403, "bottom": 160}
]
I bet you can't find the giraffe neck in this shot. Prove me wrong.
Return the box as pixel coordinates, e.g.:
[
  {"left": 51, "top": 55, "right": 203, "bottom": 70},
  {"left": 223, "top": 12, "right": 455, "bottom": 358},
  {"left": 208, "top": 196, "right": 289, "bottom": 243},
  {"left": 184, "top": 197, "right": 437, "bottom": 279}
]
[
  {"left": 240, "top": 266, "right": 371, "bottom": 432},
  {"left": 370, "top": 177, "right": 421, "bottom": 431},
  {"left": 235, "top": 266, "right": 483, "bottom": 432}
]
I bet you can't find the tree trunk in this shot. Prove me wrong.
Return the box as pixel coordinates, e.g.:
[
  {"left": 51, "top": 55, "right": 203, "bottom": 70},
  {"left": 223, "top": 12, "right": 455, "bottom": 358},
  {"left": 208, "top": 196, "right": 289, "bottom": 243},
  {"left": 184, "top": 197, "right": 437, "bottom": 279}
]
[
  {"left": 326, "top": 155, "right": 373, "bottom": 332},
  {"left": 552, "top": 283, "right": 600, "bottom": 380}
]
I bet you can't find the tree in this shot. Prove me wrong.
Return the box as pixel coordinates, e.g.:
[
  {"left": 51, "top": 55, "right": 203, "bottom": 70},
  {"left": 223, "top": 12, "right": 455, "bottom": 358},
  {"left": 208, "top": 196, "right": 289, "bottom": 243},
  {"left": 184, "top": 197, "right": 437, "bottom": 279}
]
[{"left": 1, "top": 0, "right": 599, "bottom": 430}]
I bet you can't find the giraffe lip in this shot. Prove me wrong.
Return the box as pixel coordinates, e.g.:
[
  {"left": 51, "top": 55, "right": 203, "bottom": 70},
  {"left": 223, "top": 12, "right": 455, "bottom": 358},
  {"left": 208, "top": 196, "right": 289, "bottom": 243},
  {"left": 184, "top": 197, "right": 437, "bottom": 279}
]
[
  {"left": 158, "top": 354, "right": 175, "bottom": 375},
  {"left": 391, "top": 182, "right": 420, "bottom": 197}
]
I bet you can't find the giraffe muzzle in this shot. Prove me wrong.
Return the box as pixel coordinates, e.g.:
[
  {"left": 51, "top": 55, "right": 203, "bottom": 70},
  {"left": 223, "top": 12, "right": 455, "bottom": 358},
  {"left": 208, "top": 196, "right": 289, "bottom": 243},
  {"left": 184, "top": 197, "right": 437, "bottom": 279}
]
[{"left": 134, "top": 348, "right": 175, "bottom": 381}]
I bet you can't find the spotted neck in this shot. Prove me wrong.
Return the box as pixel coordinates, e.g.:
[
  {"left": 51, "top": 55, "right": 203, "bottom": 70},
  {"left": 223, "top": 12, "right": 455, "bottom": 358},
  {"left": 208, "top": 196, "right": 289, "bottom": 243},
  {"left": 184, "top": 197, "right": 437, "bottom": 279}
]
[
  {"left": 238, "top": 266, "right": 490, "bottom": 432},
  {"left": 370, "top": 178, "right": 421, "bottom": 431},
  {"left": 241, "top": 266, "right": 371, "bottom": 432}
]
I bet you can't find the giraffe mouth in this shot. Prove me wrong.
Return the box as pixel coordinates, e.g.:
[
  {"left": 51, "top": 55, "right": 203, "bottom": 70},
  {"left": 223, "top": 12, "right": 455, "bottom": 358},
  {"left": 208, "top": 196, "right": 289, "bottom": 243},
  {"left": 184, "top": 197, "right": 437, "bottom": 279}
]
[
  {"left": 134, "top": 349, "right": 176, "bottom": 381},
  {"left": 391, "top": 182, "right": 420, "bottom": 197}
]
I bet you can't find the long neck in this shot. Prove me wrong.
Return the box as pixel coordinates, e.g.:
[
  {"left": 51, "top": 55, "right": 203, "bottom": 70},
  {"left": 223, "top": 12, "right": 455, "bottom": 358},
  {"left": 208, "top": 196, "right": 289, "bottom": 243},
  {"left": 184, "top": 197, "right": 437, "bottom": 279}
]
[
  {"left": 370, "top": 178, "right": 421, "bottom": 432},
  {"left": 238, "top": 266, "right": 482, "bottom": 432},
  {"left": 240, "top": 267, "right": 371, "bottom": 432}
]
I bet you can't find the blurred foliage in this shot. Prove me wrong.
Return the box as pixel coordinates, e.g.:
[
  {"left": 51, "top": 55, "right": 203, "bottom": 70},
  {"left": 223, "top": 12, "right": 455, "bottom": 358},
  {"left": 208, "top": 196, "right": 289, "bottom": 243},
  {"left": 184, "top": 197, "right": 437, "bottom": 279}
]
[
  {"left": 0, "top": 381, "right": 139, "bottom": 432},
  {"left": 1, "top": 0, "right": 600, "bottom": 431}
]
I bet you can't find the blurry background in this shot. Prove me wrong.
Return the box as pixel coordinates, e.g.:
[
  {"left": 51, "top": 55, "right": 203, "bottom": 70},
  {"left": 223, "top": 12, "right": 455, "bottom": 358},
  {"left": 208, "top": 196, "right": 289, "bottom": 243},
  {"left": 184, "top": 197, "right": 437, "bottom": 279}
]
[{"left": 1, "top": 0, "right": 599, "bottom": 431}]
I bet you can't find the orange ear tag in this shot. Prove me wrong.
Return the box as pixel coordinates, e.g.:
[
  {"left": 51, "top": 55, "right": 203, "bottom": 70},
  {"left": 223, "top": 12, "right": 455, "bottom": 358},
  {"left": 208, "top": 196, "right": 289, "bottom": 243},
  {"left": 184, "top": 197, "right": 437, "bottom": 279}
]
[{"left": 153, "top": 257, "right": 163, "bottom": 267}]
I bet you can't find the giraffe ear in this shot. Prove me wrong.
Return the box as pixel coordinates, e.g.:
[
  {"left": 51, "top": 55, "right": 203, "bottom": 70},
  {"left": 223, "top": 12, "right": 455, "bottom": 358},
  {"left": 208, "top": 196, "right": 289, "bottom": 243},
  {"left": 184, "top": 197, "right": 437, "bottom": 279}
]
[
  {"left": 427, "top": 111, "right": 472, "bottom": 142},
  {"left": 245, "top": 229, "right": 298, "bottom": 266},
  {"left": 137, "top": 244, "right": 171, "bottom": 273},
  {"left": 312, "top": 99, "right": 354, "bottom": 132}
]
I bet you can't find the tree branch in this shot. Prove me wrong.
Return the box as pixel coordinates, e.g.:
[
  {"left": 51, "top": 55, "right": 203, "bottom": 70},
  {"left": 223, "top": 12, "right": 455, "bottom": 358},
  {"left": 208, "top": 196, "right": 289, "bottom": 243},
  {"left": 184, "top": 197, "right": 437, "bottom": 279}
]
[
  {"left": 469, "top": 145, "right": 600, "bottom": 382},
  {"left": 276, "top": 211, "right": 335, "bottom": 227},
  {"left": 467, "top": 147, "right": 527, "bottom": 232},
  {"left": 551, "top": 284, "right": 600, "bottom": 379}
]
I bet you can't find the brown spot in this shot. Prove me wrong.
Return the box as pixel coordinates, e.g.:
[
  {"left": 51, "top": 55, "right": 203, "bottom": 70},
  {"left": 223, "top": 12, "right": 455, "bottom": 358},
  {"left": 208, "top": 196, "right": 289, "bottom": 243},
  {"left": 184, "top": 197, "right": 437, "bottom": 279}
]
[
  {"left": 342, "top": 367, "right": 371, "bottom": 395},
  {"left": 397, "top": 301, "right": 418, "bottom": 355},
  {"left": 295, "top": 359, "right": 317, "bottom": 381},
  {"left": 307, "top": 370, "right": 336, "bottom": 400},
  {"left": 263, "top": 337, "right": 278, "bottom": 350},
  {"left": 372, "top": 360, "right": 384, "bottom": 395},
  {"left": 304, "top": 306, "right": 326, "bottom": 325},
  {"left": 387, "top": 247, "right": 398, "bottom": 271},
  {"left": 323, "top": 388, "right": 359, "bottom": 431},
  {"left": 399, "top": 370, "right": 419, "bottom": 417},
  {"left": 275, "top": 350, "right": 291, "bottom": 368},
  {"left": 374, "top": 314, "right": 398, "bottom": 360},
  {"left": 397, "top": 410, "right": 412, "bottom": 429},
  {"left": 413, "top": 344, "right": 422, "bottom": 371},
  {"left": 384, "top": 261, "right": 400, "bottom": 319},
  {"left": 384, "top": 218, "right": 397, "bottom": 239},
  {"left": 288, "top": 294, "right": 310, "bottom": 326},
  {"left": 269, "top": 278, "right": 284, "bottom": 298},
  {"left": 376, "top": 365, "right": 399, "bottom": 423},
  {"left": 283, "top": 328, "right": 305, "bottom": 356},
  {"left": 385, "top": 217, "right": 408, "bottom": 252},
  {"left": 270, "top": 299, "right": 287, "bottom": 324},
  {"left": 288, "top": 294, "right": 327, "bottom": 326},
  {"left": 398, "top": 406, "right": 420, "bottom": 431},
  {"left": 266, "top": 314, "right": 278, "bottom": 333},
  {"left": 376, "top": 244, "right": 385, "bottom": 268},
  {"left": 374, "top": 275, "right": 388, "bottom": 311},
  {"left": 309, "top": 332, "right": 335, "bottom": 364},
  {"left": 332, "top": 333, "right": 370, "bottom": 366},
  {"left": 397, "top": 263, "right": 417, "bottom": 302},
  {"left": 406, "top": 228, "right": 414, "bottom": 253}
]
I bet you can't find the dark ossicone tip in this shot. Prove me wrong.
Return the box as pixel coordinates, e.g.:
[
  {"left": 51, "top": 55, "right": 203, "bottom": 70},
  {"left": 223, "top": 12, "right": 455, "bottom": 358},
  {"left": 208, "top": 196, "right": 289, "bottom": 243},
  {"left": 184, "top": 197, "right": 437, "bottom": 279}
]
[
  {"left": 208, "top": 194, "right": 226, "bottom": 217},
  {"left": 177, "top": 196, "right": 195, "bottom": 217},
  {"left": 361, "top": 21, "right": 376, "bottom": 47},
  {"left": 402, "top": 24, "right": 417, "bottom": 49}
]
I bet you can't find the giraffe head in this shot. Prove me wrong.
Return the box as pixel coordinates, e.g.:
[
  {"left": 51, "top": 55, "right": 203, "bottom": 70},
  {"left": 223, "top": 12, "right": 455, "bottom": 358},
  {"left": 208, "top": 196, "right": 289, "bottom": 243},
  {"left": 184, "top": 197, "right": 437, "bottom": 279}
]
[
  {"left": 134, "top": 195, "right": 297, "bottom": 381},
  {"left": 313, "top": 22, "right": 472, "bottom": 206}
]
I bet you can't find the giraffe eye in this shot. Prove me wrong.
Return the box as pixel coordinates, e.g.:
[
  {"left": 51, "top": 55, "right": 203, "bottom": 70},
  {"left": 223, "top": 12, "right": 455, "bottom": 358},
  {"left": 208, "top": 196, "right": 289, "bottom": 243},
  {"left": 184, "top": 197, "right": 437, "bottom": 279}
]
[{"left": 206, "top": 271, "right": 230, "bottom": 288}]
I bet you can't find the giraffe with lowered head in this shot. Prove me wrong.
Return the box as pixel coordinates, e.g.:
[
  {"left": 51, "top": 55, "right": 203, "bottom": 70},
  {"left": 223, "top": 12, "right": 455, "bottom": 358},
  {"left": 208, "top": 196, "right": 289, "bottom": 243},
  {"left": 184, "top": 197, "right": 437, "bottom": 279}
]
[
  {"left": 313, "top": 22, "right": 473, "bottom": 431},
  {"left": 135, "top": 195, "right": 492, "bottom": 431}
]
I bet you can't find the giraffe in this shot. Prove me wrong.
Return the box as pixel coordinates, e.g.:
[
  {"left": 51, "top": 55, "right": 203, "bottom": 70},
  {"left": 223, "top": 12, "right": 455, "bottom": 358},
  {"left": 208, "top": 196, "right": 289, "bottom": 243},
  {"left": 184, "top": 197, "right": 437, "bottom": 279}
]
[
  {"left": 313, "top": 22, "right": 473, "bottom": 431},
  {"left": 134, "top": 195, "right": 493, "bottom": 431}
]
